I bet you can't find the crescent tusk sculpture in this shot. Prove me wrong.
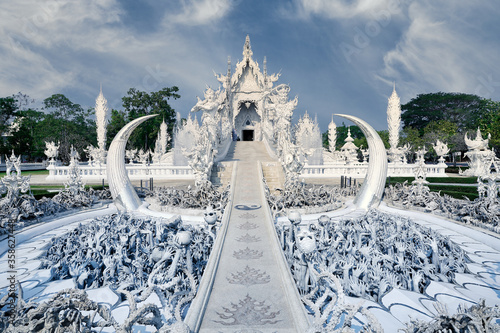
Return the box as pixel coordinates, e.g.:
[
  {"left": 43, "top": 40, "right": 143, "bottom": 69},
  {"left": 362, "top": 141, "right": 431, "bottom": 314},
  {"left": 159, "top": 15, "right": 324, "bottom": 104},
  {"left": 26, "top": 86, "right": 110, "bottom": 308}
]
[
  {"left": 107, "top": 114, "right": 158, "bottom": 211},
  {"left": 335, "top": 114, "right": 388, "bottom": 210}
]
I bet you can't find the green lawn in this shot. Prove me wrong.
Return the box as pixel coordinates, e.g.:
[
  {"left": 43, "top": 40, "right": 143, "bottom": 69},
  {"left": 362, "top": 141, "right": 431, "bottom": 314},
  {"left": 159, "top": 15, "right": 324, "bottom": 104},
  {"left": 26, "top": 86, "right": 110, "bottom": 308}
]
[
  {"left": 387, "top": 176, "right": 477, "bottom": 184},
  {"left": 386, "top": 176, "right": 479, "bottom": 200},
  {"left": 0, "top": 169, "right": 49, "bottom": 177}
]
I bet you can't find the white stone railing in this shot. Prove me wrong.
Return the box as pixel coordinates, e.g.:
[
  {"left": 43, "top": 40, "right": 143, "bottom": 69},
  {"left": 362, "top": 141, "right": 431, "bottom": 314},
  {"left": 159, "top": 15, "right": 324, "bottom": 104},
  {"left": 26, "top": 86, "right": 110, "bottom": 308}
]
[
  {"left": 262, "top": 132, "right": 279, "bottom": 160},
  {"left": 215, "top": 135, "right": 234, "bottom": 163},
  {"left": 46, "top": 162, "right": 194, "bottom": 181},
  {"left": 300, "top": 162, "right": 448, "bottom": 178},
  {"left": 0, "top": 162, "right": 47, "bottom": 172}
]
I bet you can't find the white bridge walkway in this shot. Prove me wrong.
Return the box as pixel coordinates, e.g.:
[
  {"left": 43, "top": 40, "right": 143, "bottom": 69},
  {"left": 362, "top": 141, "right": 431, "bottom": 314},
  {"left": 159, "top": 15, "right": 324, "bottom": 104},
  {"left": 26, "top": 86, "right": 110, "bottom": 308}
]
[{"left": 192, "top": 142, "right": 310, "bottom": 332}]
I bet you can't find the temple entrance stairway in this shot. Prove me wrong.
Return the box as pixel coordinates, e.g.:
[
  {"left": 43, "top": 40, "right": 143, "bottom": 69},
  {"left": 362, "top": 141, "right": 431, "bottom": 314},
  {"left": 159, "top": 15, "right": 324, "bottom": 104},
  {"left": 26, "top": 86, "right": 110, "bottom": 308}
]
[{"left": 186, "top": 141, "right": 310, "bottom": 332}]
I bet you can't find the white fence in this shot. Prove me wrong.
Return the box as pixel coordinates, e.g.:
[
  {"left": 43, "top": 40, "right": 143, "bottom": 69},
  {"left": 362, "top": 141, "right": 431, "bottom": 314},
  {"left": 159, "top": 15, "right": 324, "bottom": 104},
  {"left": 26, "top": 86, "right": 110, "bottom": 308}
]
[
  {"left": 301, "top": 162, "right": 447, "bottom": 178},
  {"left": 46, "top": 163, "right": 194, "bottom": 182},
  {"left": 1, "top": 162, "right": 47, "bottom": 172}
]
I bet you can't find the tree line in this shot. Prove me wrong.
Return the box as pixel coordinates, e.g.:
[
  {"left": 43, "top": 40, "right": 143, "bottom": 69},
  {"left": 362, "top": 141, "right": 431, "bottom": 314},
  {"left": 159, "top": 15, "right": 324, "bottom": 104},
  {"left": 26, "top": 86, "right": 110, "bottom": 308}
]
[
  {"left": 323, "top": 92, "right": 500, "bottom": 161},
  {"left": 0, "top": 87, "right": 179, "bottom": 164}
]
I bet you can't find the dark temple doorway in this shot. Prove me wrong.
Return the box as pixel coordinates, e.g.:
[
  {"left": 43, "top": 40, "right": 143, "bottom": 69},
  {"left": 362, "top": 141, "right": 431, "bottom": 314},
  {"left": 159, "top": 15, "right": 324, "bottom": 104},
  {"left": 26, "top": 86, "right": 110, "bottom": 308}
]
[{"left": 242, "top": 130, "right": 254, "bottom": 141}]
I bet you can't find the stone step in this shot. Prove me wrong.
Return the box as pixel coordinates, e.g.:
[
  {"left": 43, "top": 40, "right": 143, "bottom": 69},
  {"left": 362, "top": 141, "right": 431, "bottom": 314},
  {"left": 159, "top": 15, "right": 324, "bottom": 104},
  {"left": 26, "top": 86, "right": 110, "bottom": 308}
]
[
  {"left": 210, "top": 161, "right": 234, "bottom": 187},
  {"left": 261, "top": 162, "right": 285, "bottom": 192}
]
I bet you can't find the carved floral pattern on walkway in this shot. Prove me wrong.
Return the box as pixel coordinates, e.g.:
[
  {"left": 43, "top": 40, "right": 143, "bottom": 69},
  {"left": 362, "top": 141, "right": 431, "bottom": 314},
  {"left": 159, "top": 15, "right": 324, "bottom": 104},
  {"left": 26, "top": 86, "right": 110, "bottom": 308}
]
[
  {"left": 214, "top": 294, "right": 281, "bottom": 326},
  {"left": 227, "top": 266, "right": 270, "bottom": 286},
  {"left": 233, "top": 247, "right": 263, "bottom": 260}
]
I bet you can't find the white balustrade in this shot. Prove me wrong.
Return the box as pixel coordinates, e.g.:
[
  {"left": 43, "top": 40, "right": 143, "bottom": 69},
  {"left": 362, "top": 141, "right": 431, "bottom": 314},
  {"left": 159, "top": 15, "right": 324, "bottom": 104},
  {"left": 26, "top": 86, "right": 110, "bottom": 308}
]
[
  {"left": 46, "top": 163, "right": 194, "bottom": 181},
  {"left": 300, "top": 162, "right": 447, "bottom": 178}
]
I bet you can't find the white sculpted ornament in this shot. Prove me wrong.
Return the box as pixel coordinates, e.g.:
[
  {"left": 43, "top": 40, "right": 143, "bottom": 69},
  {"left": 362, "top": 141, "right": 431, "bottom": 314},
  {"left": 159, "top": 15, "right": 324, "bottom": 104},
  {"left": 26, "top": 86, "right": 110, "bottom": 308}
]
[
  {"left": 191, "top": 87, "right": 224, "bottom": 116},
  {"left": 126, "top": 149, "right": 137, "bottom": 164},
  {"left": 465, "top": 128, "right": 490, "bottom": 151},
  {"left": 65, "top": 146, "right": 85, "bottom": 195},
  {"left": 462, "top": 128, "right": 495, "bottom": 176},
  {"left": 267, "top": 84, "right": 298, "bottom": 147},
  {"left": 95, "top": 86, "right": 109, "bottom": 153},
  {"left": 328, "top": 118, "right": 337, "bottom": 153},
  {"left": 0, "top": 151, "right": 30, "bottom": 203},
  {"left": 432, "top": 139, "right": 449, "bottom": 164},
  {"left": 44, "top": 141, "right": 59, "bottom": 161},
  {"left": 282, "top": 143, "right": 305, "bottom": 185},
  {"left": 85, "top": 144, "right": 105, "bottom": 166},
  {"left": 138, "top": 149, "right": 149, "bottom": 165},
  {"left": 191, "top": 87, "right": 225, "bottom": 147}
]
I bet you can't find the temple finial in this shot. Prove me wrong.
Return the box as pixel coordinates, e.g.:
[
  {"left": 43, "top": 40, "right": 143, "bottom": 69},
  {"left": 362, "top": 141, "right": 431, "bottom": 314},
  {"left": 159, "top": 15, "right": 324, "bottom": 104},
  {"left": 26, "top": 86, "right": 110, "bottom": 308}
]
[{"left": 243, "top": 35, "right": 253, "bottom": 62}]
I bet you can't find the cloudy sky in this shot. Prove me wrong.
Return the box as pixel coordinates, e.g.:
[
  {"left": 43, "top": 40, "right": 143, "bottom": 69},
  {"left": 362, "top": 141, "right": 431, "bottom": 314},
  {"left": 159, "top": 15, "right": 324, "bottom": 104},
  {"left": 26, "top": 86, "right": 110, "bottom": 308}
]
[{"left": 1, "top": 0, "right": 499, "bottom": 131}]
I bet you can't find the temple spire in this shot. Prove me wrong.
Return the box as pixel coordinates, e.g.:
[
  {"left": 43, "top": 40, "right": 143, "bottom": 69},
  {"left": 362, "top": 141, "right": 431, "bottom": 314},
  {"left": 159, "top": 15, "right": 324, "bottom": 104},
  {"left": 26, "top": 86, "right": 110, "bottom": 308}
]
[
  {"left": 95, "top": 86, "right": 108, "bottom": 154},
  {"left": 243, "top": 35, "right": 253, "bottom": 63},
  {"left": 387, "top": 83, "right": 401, "bottom": 151}
]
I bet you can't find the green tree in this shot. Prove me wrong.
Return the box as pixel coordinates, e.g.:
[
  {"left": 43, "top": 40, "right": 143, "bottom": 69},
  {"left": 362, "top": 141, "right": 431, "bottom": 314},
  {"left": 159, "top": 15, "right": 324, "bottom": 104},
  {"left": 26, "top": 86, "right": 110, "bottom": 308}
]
[
  {"left": 43, "top": 94, "right": 96, "bottom": 163},
  {"left": 477, "top": 99, "right": 500, "bottom": 155},
  {"left": 0, "top": 97, "right": 17, "bottom": 136},
  {"left": 334, "top": 124, "right": 364, "bottom": 151},
  {"left": 121, "top": 87, "right": 180, "bottom": 150},
  {"left": 8, "top": 109, "right": 45, "bottom": 161},
  {"left": 422, "top": 120, "right": 460, "bottom": 160},
  {"left": 401, "top": 92, "right": 485, "bottom": 133},
  {"left": 0, "top": 96, "right": 18, "bottom": 156},
  {"left": 400, "top": 127, "right": 424, "bottom": 162},
  {"left": 106, "top": 109, "right": 127, "bottom": 148}
]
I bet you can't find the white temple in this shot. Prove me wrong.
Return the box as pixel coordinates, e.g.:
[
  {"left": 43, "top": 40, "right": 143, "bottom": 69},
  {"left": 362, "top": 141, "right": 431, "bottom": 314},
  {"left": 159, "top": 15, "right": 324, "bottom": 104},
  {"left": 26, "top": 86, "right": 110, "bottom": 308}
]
[
  {"left": 46, "top": 36, "right": 450, "bottom": 182},
  {"left": 190, "top": 35, "right": 282, "bottom": 143}
]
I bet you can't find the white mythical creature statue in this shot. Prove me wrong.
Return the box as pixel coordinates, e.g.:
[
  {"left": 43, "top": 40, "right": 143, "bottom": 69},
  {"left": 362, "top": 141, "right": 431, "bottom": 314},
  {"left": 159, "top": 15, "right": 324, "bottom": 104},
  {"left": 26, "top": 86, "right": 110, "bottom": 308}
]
[
  {"left": 191, "top": 87, "right": 225, "bottom": 146},
  {"left": 44, "top": 141, "right": 59, "bottom": 161},
  {"left": 183, "top": 135, "right": 217, "bottom": 188},
  {"left": 412, "top": 147, "right": 429, "bottom": 197},
  {"left": 282, "top": 142, "right": 305, "bottom": 185},
  {"left": 266, "top": 84, "right": 298, "bottom": 149},
  {"left": 0, "top": 151, "right": 30, "bottom": 204}
]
